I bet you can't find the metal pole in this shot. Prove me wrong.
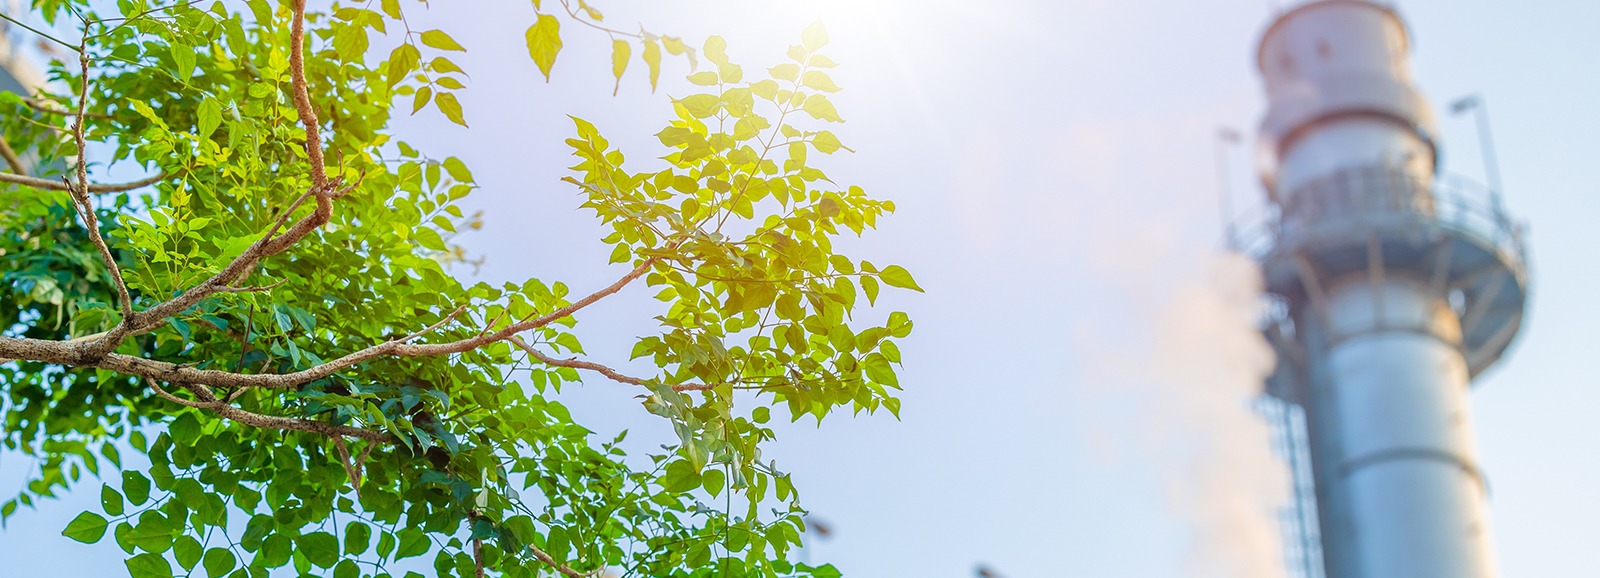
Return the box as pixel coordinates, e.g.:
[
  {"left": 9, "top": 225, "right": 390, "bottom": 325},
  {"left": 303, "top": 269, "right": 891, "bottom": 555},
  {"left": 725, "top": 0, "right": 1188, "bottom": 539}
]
[
  {"left": 1473, "top": 99, "right": 1503, "bottom": 199},
  {"left": 1453, "top": 95, "right": 1507, "bottom": 220}
]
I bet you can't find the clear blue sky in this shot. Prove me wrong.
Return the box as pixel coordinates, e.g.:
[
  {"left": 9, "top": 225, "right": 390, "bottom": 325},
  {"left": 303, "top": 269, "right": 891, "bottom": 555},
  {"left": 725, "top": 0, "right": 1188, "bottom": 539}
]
[{"left": 4, "top": 1, "right": 1599, "bottom": 576}]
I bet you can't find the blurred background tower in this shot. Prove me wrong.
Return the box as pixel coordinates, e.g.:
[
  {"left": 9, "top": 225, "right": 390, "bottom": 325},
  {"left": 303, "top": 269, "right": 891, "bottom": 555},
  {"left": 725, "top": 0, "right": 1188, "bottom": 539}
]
[
  {"left": 0, "top": 3, "right": 44, "bottom": 95},
  {"left": 1240, "top": 1, "right": 1530, "bottom": 577}
]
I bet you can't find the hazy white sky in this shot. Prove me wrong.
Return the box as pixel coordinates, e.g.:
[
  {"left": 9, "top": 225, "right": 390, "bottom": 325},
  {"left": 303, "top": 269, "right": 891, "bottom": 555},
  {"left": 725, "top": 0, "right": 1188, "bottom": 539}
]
[{"left": 4, "top": 1, "right": 1600, "bottom": 576}]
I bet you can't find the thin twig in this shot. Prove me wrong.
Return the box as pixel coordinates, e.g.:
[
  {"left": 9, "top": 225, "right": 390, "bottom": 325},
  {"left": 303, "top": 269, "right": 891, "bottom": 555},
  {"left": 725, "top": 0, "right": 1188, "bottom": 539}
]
[
  {"left": 214, "top": 280, "right": 287, "bottom": 294},
  {"left": 20, "top": 97, "right": 111, "bottom": 119},
  {"left": 0, "top": 134, "right": 27, "bottom": 175},
  {"left": 507, "top": 336, "right": 715, "bottom": 392},
  {"left": 526, "top": 541, "right": 606, "bottom": 578},
  {"left": 0, "top": 12, "right": 80, "bottom": 53},
  {"left": 0, "top": 168, "right": 165, "bottom": 192},
  {"left": 146, "top": 377, "right": 219, "bottom": 409}
]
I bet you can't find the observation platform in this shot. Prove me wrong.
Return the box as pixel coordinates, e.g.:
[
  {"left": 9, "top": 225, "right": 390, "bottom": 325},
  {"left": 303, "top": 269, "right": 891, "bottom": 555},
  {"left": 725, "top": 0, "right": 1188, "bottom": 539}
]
[{"left": 1237, "top": 166, "right": 1529, "bottom": 399}]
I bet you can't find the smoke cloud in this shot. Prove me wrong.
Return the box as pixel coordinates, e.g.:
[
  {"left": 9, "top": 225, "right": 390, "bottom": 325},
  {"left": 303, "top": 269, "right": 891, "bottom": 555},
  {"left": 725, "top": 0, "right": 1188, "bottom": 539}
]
[{"left": 1078, "top": 249, "right": 1290, "bottom": 578}]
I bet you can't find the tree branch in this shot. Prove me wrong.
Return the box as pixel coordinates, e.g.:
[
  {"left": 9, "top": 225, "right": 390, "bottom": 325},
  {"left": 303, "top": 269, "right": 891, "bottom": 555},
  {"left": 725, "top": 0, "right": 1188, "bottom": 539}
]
[
  {"left": 120, "top": 0, "right": 341, "bottom": 337},
  {"left": 288, "top": 0, "right": 328, "bottom": 189},
  {"left": 146, "top": 377, "right": 394, "bottom": 444},
  {"left": 0, "top": 134, "right": 27, "bottom": 175},
  {"left": 526, "top": 543, "right": 606, "bottom": 578},
  {"left": 20, "top": 96, "right": 111, "bottom": 119},
  {"left": 64, "top": 30, "right": 137, "bottom": 353},
  {"left": 0, "top": 170, "right": 166, "bottom": 192},
  {"left": 508, "top": 336, "right": 714, "bottom": 392},
  {"left": 0, "top": 257, "right": 659, "bottom": 391}
]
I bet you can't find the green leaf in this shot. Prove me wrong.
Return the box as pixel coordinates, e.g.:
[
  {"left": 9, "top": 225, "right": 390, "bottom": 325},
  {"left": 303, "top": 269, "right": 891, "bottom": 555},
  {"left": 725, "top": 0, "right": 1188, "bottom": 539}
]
[
  {"left": 62, "top": 511, "right": 109, "bottom": 543},
  {"left": 125, "top": 553, "right": 174, "bottom": 578},
  {"left": 174, "top": 535, "right": 203, "bottom": 570},
  {"left": 395, "top": 528, "right": 429, "bottom": 559},
  {"left": 879, "top": 265, "right": 923, "bottom": 292},
  {"left": 420, "top": 30, "right": 466, "bottom": 51},
  {"left": 203, "top": 548, "right": 236, "bottom": 577},
  {"left": 344, "top": 521, "right": 372, "bottom": 555},
  {"left": 525, "top": 15, "right": 563, "bottom": 81},
  {"left": 169, "top": 413, "right": 200, "bottom": 442},
  {"left": 611, "top": 39, "right": 631, "bottom": 95},
  {"left": 863, "top": 353, "right": 898, "bottom": 387},
  {"left": 101, "top": 484, "right": 124, "bottom": 516},
  {"left": 702, "top": 468, "right": 727, "bottom": 498},
  {"left": 123, "top": 471, "right": 151, "bottom": 506},
  {"left": 197, "top": 98, "right": 222, "bottom": 139},
  {"left": 128, "top": 510, "right": 174, "bottom": 552},
  {"left": 435, "top": 92, "right": 467, "bottom": 127},
  {"left": 661, "top": 460, "right": 701, "bottom": 492},
  {"left": 334, "top": 559, "right": 360, "bottom": 578},
  {"left": 297, "top": 531, "right": 339, "bottom": 568},
  {"left": 170, "top": 42, "right": 196, "bottom": 82},
  {"left": 415, "top": 226, "right": 447, "bottom": 251}
]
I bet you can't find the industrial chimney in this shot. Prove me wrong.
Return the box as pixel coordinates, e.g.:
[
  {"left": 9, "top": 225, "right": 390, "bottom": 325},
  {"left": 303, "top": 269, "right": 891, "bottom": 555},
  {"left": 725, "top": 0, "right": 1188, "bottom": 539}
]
[{"left": 1243, "top": 1, "right": 1529, "bottom": 577}]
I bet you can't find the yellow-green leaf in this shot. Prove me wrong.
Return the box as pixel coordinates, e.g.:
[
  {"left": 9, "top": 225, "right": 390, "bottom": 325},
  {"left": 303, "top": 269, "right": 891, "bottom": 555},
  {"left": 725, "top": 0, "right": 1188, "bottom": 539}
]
[
  {"left": 643, "top": 39, "right": 661, "bottom": 91},
  {"left": 802, "top": 70, "right": 840, "bottom": 93},
  {"left": 677, "top": 94, "right": 719, "bottom": 119},
  {"left": 802, "top": 93, "right": 843, "bottom": 122},
  {"left": 611, "top": 39, "right": 631, "bottom": 96},
  {"left": 802, "top": 20, "right": 829, "bottom": 51},
  {"left": 436, "top": 92, "right": 466, "bottom": 126},
  {"left": 196, "top": 97, "right": 222, "bottom": 139},
  {"left": 420, "top": 30, "right": 465, "bottom": 52},
  {"left": 385, "top": 44, "right": 420, "bottom": 88},
  {"left": 525, "top": 15, "right": 562, "bottom": 81},
  {"left": 769, "top": 63, "right": 800, "bottom": 82},
  {"left": 411, "top": 85, "right": 432, "bottom": 114},
  {"left": 812, "top": 131, "right": 846, "bottom": 154},
  {"left": 703, "top": 35, "right": 728, "bottom": 67},
  {"left": 170, "top": 42, "right": 195, "bottom": 82},
  {"left": 687, "top": 71, "right": 719, "bottom": 86},
  {"left": 430, "top": 56, "right": 464, "bottom": 75},
  {"left": 879, "top": 265, "right": 922, "bottom": 292}
]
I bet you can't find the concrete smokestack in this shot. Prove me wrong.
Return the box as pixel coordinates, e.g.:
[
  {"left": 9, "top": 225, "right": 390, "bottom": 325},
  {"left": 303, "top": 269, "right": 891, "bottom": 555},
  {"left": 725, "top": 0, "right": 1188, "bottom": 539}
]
[{"left": 1243, "top": 2, "right": 1530, "bottom": 577}]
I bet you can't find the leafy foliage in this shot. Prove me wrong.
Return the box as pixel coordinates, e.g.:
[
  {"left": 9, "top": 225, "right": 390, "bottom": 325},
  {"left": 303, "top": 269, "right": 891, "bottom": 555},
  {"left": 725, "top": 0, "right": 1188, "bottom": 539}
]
[{"left": 0, "top": 1, "right": 916, "bottom": 577}]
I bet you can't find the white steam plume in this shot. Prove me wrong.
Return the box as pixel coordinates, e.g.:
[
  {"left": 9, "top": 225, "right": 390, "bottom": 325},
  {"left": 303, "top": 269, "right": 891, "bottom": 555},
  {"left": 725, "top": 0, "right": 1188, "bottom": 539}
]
[{"left": 1078, "top": 251, "right": 1290, "bottom": 578}]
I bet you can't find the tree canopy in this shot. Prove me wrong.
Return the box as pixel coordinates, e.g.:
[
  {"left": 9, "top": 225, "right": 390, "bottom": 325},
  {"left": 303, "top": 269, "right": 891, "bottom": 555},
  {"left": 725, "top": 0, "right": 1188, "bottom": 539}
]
[{"left": 0, "top": 1, "right": 917, "bottom": 576}]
